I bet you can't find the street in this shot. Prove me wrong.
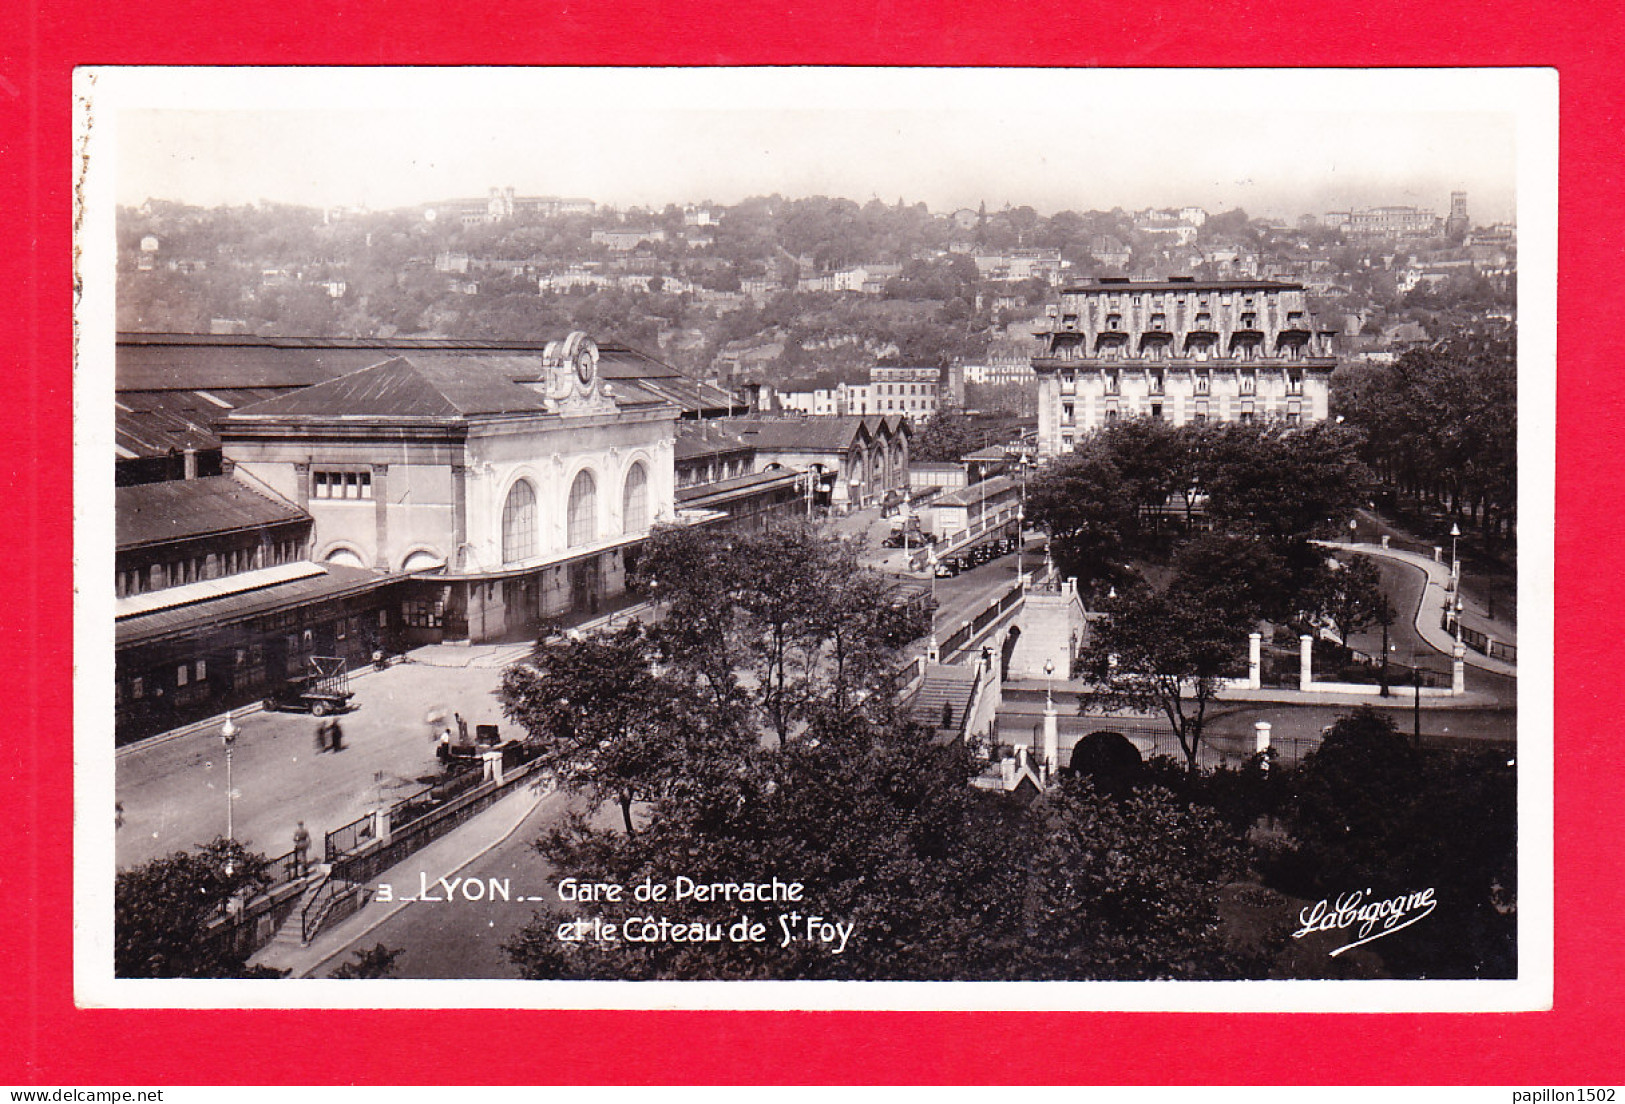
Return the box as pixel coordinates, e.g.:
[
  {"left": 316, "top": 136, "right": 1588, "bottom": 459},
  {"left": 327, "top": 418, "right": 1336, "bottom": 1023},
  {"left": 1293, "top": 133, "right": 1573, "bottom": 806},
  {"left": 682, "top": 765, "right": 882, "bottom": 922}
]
[{"left": 115, "top": 650, "right": 521, "bottom": 870}]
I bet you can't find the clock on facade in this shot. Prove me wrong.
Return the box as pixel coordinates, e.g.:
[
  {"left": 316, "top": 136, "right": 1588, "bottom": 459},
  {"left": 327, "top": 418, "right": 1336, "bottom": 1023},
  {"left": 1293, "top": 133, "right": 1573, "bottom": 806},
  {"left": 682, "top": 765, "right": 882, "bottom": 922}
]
[{"left": 575, "top": 348, "right": 596, "bottom": 388}]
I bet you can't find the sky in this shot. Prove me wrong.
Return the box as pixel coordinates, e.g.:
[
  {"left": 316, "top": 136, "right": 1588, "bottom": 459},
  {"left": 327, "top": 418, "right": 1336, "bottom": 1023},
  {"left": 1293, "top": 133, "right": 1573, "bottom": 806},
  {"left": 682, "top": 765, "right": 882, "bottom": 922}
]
[{"left": 100, "top": 68, "right": 1527, "bottom": 224}]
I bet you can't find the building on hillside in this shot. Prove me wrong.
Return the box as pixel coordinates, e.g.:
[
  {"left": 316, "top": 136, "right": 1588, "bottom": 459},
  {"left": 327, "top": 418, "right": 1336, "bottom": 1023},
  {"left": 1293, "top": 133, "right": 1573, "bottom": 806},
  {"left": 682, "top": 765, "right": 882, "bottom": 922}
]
[
  {"left": 1444, "top": 192, "right": 1471, "bottom": 239},
  {"left": 775, "top": 388, "right": 841, "bottom": 417},
  {"left": 591, "top": 228, "right": 667, "bottom": 251},
  {"left": 869, "top": 363, "right": 965, "bottom": 418},
  {"left": 1344, "top": 206, "right": 1442, "bottom": 240},
  {"left": 959, "top": 352, "right": 1037, "bottom": 388},
  {"left": 421, "top": 190, "right": 595, "bottom": 225},
  {"left": 1089, "top": 235, "right": 1131, "bottom": 267},
  {"left": 1030, "top": 277, "right": 1339, "bottom": 456}
]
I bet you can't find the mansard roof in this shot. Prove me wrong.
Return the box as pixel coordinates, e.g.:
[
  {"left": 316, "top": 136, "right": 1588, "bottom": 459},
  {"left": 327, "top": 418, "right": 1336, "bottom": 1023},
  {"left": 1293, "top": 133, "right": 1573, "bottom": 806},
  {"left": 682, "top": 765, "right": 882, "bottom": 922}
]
[{"left": 228, "top": 356, "right": 553, "bottom": 419}]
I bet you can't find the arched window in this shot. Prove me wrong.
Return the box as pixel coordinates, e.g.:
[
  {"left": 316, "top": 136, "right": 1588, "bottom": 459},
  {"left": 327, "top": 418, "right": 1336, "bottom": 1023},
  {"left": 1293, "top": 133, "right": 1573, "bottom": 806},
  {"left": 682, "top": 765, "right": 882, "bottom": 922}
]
[
  {"left": 622, "top": 462, "right": 649, "bottom": 534},
  {"left": 502, "top": 480, "right": 537, "bottom": 564},
  {"left": 568, "top": 469, "right": 597, "bottom": 547}
]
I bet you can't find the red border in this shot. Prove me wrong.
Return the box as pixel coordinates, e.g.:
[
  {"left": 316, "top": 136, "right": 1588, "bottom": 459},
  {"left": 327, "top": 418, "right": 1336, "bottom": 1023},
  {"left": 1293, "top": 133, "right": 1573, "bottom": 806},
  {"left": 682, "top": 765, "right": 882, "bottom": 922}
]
[{"left": 5, "top": 0, "right": 1622, "bottom": 1085}]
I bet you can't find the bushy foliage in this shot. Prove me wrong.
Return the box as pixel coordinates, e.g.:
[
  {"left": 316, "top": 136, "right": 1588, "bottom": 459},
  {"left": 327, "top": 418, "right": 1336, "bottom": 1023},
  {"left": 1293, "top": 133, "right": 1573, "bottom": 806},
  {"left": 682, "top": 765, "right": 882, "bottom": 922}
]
[{"left": 115, "top": 838, "right": 273, "bottom": 978}]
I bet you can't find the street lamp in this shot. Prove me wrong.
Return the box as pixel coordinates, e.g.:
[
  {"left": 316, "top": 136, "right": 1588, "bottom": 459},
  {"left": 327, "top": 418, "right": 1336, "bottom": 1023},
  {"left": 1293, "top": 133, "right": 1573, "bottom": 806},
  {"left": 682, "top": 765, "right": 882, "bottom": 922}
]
[
  {"left": 1349, "top": 517, "right": 1359, "bottom": 543},
  {"left": 1016, "top": 503, "right": 1025, "bottom": 581},
  {"left": 1044, "top": 658, "right": 1055, "bottom": 711},
  {"left": 1454, "top": 596, "right": 1464, "bottom": 643},
  {"left": 220, "top": 711, "right": 239, "bottom": 842},
  {"left": 1449, "top": 522, "right": 1461, "bottom": 593},
  {"left": 927, "top": 546, "right": 938, "bottom": 623}
]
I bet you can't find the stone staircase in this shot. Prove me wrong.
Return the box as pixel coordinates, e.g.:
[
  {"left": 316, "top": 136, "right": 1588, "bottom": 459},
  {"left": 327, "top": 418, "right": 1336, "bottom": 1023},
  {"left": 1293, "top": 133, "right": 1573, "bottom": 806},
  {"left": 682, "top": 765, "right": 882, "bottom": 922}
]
[
  {"left": 268, "top": 865, "right": 334, "bottom": 949},
  {"left": 909, "top": 664, "right": 979, "bottom": 739}
]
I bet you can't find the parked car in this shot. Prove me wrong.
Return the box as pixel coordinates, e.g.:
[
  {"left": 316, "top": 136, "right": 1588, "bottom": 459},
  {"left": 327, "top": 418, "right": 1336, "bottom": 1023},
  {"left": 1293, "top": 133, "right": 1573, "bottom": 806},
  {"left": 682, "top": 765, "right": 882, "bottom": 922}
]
[{"left": 262, "top": 657, "right": 355, "bottom": 716}]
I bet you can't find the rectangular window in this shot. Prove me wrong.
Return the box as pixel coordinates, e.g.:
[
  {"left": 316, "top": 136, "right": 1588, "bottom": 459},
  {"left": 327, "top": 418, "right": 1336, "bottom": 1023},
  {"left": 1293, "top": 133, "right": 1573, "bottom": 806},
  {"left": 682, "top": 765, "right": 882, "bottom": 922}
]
[
  {"left": 195, "top": 659, "right": 207, "bottom": 681},
  {"left": 132, "top": 677, "right": 144, "bottom": 700},
  {"left": 314, "top": 469, "right": 373, "bottom": 499},
  {"left": 176, "top": 664, "right": 189, "bottom": 687}
]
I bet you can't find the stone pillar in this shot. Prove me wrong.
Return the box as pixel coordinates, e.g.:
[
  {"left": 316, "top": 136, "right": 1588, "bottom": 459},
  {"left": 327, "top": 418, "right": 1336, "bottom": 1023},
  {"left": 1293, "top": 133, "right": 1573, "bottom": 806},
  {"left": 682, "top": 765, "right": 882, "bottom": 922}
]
[
  {"left": 1452, "top": 642, "right": 1466, "bottom": 696},
  {"left": 1299, "top": 634, "right": 1314, "bottom": 691},
  {"left": 1042, "top": 699, "right": 1060, "bottom": 778},
  {"left": 373, "top": 806, "right": 391, "bottom": 846},
  {"left": 1254, "top": 720, "right": 1272, "bottom": 755},
  {"left": 926, "top": 635, "right": 940, "bottom": 664},
  {"left": 372, "top": 463, "right": 390, "bottom": 570},
  {"left": 451, "top": 464, "right": 468, "bottom": 568},
  {"left": 1433, "top": 545, "right": 1443, "bottom": 564},
  {"left": 483, "top": 749, "right": 505, "bottom": 785},
  {"left": 1248, "top": 632, "right": 1263, "bottom": 690},
  {"left": 1381, "top": 534, "right": 1391, "bottom": 549}
]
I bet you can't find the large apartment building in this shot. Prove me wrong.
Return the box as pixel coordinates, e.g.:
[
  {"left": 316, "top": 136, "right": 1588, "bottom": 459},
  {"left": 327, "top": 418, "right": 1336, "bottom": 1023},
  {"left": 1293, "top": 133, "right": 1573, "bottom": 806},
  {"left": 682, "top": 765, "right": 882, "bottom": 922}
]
[{"left": 1030, "top": 277, "right": 1338, "bottom": 456}]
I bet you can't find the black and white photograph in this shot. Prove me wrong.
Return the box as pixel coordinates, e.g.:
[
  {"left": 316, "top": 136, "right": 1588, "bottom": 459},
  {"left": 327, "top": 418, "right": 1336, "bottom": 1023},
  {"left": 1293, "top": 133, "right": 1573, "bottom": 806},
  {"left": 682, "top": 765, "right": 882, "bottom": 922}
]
[{"left": 74, "top": 67, "right": 1554, "bottom": 1010}]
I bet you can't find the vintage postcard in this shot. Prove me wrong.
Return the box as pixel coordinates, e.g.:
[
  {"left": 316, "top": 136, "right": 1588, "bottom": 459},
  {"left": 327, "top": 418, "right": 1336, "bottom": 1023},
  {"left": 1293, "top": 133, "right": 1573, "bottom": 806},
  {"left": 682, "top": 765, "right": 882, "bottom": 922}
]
[{"left": 73, "top": 66, "right": 1554, "bottom": 1011}]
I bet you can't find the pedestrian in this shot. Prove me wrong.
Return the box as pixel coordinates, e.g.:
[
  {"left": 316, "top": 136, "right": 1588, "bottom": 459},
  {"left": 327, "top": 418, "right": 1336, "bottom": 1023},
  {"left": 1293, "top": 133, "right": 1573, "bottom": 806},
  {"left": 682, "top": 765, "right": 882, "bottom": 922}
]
[
  {"left": 329, "top": 717, "right": 344, "bottom": 752},
  {"left": 455, "top": 712, "right": 469, "bottom": 743},
  {"left": 314, "top": 719, "right": 329, "bottom": 753},
  {"left": 292, "top": 820, "right": 311, "bottom": 877},
  {"left": 437, "top": 728, "right": 452, "bottom": 765}
]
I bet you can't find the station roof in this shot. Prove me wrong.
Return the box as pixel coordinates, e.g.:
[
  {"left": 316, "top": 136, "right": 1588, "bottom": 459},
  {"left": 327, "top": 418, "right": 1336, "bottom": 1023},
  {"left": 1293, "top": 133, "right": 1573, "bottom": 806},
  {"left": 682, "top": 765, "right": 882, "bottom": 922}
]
[
  {"left": 228, "top": 356, "right": 553, "bottom": 419},
  {"left": 115, "top": 562, "right": 389, "bottom": 651},
  {"left": 113, "top": 333, "right": 742, "bottom": 459},
  {"left": 117, "top": 475, "right": 308, "bottom": 551},
  {"left": 721, "top": 415, "right": 909, "bottom": 454}
]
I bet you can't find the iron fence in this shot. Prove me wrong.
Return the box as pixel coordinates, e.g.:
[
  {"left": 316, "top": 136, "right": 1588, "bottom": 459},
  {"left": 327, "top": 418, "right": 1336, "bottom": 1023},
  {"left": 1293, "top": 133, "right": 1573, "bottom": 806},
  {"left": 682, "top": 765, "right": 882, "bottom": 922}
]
[
  {"left": 323, "top": 811, "right": 376, "bottom": 863},
  {"left": 1443, "top": 613, "right": 1516, "bottom": 663}
]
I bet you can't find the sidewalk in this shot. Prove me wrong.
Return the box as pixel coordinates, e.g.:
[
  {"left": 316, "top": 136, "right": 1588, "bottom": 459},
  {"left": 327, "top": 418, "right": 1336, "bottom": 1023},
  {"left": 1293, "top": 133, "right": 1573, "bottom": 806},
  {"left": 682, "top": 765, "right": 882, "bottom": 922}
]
[
  {"left": 1322, "top": 540, "right": 1518, "bottom": 678},
  {"left": 247, "top": 780, "right": 555, "bottom": 977}
]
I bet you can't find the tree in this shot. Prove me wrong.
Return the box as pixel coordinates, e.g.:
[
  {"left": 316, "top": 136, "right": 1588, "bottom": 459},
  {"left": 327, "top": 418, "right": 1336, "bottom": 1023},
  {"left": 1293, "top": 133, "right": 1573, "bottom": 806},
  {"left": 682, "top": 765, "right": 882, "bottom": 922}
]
[
  {"left": 1312, "top": 553, "right": 1389, "bottom": 662},
  {"left": 327, "top": 943, "right": 404, "bottom": 978},
  {"left": 502, "top": 623, "right": 731, "bottom": 834},
  {"left": 1275, "top": 707, "right": 1515, "bottom": 978},
  {"left": 1021, "top": 778, "right": 1260, "bottom": 980},
  {"left": 1098, "top": 416, "right": 1189, "bottom": 518},
  {"left": 1332, "top": 328, "right": 1516, "bottom": 544},
  {"left": 504, "top": 713, "right": 1263, "bottom": 981},
  {"left": 910, "top": 409, "right": 983, "bottom": 463},
  {"left": 1025, "top": 445, "right": 1138, "bottom": 589},
  {"left": 1167, "top": 531, "right": 1289, "bottom": 624},
  {"left": 115, "top": 838, "right": 273, "bottom": 978},
  {"left": 1199, "top": 421, "right": 1373, "bottom": 550},
  {"left": 636, "top": 521, "right": 918, "bottom": 746},
  {"left": 1079, "top": 588, "right": 1250, "bottom": 774}
]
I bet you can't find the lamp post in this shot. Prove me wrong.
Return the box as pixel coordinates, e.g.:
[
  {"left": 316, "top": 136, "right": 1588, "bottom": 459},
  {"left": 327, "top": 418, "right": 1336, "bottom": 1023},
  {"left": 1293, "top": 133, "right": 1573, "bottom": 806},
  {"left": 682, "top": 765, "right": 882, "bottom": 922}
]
[
  {"left": 1454, "top": 596, "right": 1464, "bottom": 644},
  {"left": 1449, "top": 522, "right": 1461, "bottom": 593},
  {"left": 1044, "top": 659, "right": 1055, "bottom": 712},
  {"left": 220, "top": 711, "right": 239, "bottom": 842},
  {"left": 928, "top": 546, "right": 938, "bottom": 621},
  {"left": 1349, "top": 517, "right": 1358, "bottom": 543},
  {"left": 1016, "top": 503, "right": 1025, "bottom": 581}
]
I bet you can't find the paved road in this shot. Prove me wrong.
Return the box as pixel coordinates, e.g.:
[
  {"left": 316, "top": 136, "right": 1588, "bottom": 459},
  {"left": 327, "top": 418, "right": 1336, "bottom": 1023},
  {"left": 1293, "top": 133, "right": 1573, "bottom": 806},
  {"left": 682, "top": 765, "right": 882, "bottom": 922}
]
[
  {"left": 311, "top": 786, "right": 581, "bottom": 979},
  {"left": 1332, "top": 554, "right": 1516, "bottom": 703},
  {"left": 116, "top": 658, "right": 511, "bottom": 869}
]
